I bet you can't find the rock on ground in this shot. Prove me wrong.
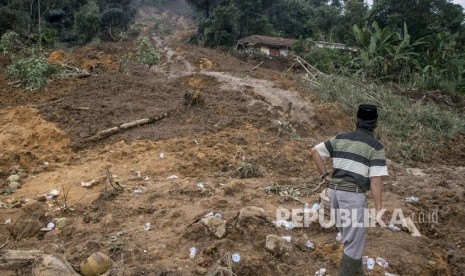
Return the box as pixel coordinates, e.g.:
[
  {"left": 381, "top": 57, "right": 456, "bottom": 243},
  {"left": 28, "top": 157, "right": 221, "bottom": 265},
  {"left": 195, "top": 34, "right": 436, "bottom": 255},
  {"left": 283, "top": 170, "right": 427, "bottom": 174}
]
[
  {"left": 265, "top": 234, "right": 291, "bottom": 256},
  {"left": 201, "top": 216, "right": 226, "bottom": 239}
]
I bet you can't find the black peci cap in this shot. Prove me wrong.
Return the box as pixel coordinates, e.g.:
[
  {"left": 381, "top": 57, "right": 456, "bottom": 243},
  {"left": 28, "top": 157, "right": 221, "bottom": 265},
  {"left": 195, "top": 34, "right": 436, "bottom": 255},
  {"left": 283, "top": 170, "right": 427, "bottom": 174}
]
[{"left": 357, "top": 104, "right": 378, "bottom": 120}]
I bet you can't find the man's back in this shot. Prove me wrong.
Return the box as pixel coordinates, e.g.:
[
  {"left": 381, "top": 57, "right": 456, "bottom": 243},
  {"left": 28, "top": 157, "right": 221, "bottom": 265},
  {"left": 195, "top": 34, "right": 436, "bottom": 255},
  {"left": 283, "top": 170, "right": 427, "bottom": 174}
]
[{"left": 319, "top": 129, "right": 387, "bottom": 191}]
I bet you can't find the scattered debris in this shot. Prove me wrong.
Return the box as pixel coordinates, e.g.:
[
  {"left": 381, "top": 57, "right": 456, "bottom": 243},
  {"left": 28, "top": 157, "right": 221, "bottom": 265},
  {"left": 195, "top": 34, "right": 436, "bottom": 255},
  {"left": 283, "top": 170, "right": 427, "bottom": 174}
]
[
  {"left": 231, "top": 253, "right": 241, "bottom": 263},
  {"left": 262, "top": 184, "right": 302, "bottom": 197},
  {"left": 167, "top": 175, "right": 179, "bottom": 180},
  {"left": 189, "top": 247, "right": 198, "bottom": 259},
  {"left": 48, "top": 189, "right": 60, "bottom": 199},
  {"left": 367, "top": 258, "right": 375, "bottom": 270},
  {"left": 405, "top": 196, "right": 419, "bottom": 202},
  {"left": 81, "top": 179, "right": 99, "bottom": 188},
  {"left": 406, "top": 168, "right": 426, "bottom": 177},
  {"left": 376, "top": 257, "right": 389, "bottom": 268},
  {"left": 80, "top": 252, "right": 112, "bottom": 276},
  {"left": 402, "top": 217, "right": 422, "bottom": 237},
  {"left": 273, "top": 220, "right": 295, "bottom": 230},
  {"left": 4, "top": 219, "right": 11, "bottom": 224},
  {"left": 306, "top": 240, "right": 315, "bottom": 249},
  {"left": 159, "top": 152, "right": 165, "bottom": 159},
  {"left": 196, "top": 183, "right": 205, "bottom": 190},
  {"left": 315, "top": 268, "right": 327, "bottom": 276},
  {"left": 237, "top": 162, "right": 260, "bottom": 179},
  {"left": 143, "top": 222, "right": 151, "bottom": 231},
  {"left": 388, "top": 224, "right": 401, "bottom": 231},
  {"left": 0, "top": 250, "right": 79, "bottom": 276},
  {"left": 272, "top": 120, "right": 299, "bottom": 138},
  {"left": 55, "top": 218, "right": 71, "bottom": 230}
]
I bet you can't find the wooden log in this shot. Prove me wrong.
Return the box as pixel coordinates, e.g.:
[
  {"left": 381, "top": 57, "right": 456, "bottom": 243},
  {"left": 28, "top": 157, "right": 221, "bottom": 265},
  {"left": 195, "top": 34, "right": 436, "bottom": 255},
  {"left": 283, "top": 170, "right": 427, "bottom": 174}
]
[{"left": 85, "top": 111, "right": 171, "bottom": 142}]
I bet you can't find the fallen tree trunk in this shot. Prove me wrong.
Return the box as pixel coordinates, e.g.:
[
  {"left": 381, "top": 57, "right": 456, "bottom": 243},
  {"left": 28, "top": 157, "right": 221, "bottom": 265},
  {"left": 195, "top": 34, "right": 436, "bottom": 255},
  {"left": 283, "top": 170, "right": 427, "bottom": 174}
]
[
  {"left": 0, "top": 250, "right": 79, "bottom": 275},
  {"left": 85, "top": 111, "right": 171, "bottom": 142}
]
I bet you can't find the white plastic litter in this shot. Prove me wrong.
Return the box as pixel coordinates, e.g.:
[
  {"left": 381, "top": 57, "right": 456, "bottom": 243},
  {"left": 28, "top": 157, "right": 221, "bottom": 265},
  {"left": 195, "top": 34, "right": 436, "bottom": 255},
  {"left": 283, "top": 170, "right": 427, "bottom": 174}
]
[
  {"left": 196, "top": 183, "right": 205, "bottom": 189},
  {"left": 388, "top": 224, "right": 401, "bottom": 231},
  {"left": 159, "top": 152, "right": 165, "bottom": 159},
  {"left": 376, "top": 257, "right": 389, "bottom": 268},
  {"left": 189, "top": 247, "right": 198, "bottom": 259},
  {"left": 312, "top": 203, "right": 321, "bottom": 211},
  {"left": 143, "top": 176, "right": 149, "bottom": 181},
  {"left": 282, "top": 236, "right": 292, "bottom": 242},
  {"left": 367, "top": 258, "right": 375, "bottom": 270},
  {"left": 81, "top": 179, "right": 98, "bottom": 187},
  {"left": 315, "top": 268, "right": 327, "bottom": 276},
  {"left": 47, "top": 222, "right": 55, "bottom": 230},
  {"left": 336, "top": 232, "right": 342, "bottom": 242},
  {"left": 405, "top": 196, "right": 419, "bottom": 202},
  {"left": 4, "top": 219, "right": 11, "bottom": 225},
  {"left": 214, "top": 213, "right": 222, "bottom": 219},
  {"left": 48, "top": 189, "right": 60, "bottom": 199},
  {"left": 274, "top": 220, "right": 295, "bottom": 230},
  {"left": 204, "top": 212, "right": 214, "bottom": 217},
  {"left": 167, "top": 175, "right": 179, "bottom": 180},
  {"left": 305, "top": 240, "right": 315, "bottom": 249},
  {"left": 143, "top": 222, "right": 151, "bottom": 231},
  {"left": 43, "top": 162, "right": 49, "bottom": 167},
  {"left": 231, "top": 253, "right": 241, "bottom": 263}
]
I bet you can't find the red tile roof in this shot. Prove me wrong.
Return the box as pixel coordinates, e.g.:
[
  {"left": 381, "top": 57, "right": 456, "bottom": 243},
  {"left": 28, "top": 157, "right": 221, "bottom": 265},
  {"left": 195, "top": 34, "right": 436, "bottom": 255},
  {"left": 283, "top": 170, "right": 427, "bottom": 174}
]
[{"left": 237, "top": 35, "right": 296, "bottom": 48}]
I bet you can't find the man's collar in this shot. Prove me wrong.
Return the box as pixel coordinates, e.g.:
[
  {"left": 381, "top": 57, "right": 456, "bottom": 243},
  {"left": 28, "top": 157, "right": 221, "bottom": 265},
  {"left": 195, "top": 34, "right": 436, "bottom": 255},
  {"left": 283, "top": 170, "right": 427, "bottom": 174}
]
[{"left": 356, "top": 128, "right": 374, "bottom": 136}]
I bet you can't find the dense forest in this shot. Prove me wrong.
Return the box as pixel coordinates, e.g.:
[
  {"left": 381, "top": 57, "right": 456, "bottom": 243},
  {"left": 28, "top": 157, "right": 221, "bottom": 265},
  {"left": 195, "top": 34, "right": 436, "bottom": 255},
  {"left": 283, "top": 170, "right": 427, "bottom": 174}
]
[{"left": 1, "top": 0, "right": 464, "bottom": 91}]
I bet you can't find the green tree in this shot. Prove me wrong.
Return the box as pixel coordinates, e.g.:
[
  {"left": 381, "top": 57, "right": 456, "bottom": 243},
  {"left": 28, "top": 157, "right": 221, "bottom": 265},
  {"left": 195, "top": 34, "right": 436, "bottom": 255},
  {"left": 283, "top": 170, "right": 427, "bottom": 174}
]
[{"left": 75, "top": 0, "right": 100, "bottom": 43}]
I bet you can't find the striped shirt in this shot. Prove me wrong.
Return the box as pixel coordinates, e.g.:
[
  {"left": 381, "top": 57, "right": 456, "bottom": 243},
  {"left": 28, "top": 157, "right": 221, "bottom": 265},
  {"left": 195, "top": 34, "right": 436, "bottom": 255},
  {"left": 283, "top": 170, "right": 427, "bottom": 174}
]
[{"left": 315, "top": 129, "right": 388, "bottom": 191}]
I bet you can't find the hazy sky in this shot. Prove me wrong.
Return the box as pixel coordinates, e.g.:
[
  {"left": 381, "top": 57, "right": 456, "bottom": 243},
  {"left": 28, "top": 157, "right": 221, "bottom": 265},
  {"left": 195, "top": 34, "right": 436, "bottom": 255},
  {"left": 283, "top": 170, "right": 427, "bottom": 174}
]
[{"left": 366, "top": 0, "right": 465, "bottom": 7}]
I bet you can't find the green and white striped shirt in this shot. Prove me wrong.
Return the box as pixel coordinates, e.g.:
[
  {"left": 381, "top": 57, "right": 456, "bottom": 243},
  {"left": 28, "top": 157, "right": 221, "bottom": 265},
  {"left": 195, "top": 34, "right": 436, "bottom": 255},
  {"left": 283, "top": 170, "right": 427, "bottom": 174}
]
[{"left": 315, "top": 129, "right": 388, "bottom": 191}]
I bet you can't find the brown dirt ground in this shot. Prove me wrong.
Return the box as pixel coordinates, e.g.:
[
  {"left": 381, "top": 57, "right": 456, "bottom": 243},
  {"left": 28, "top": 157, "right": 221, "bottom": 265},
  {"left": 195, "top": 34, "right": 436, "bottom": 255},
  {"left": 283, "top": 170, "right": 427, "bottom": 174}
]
[{"left": 0, "top": 1, "right": 464, "bottom": 275}]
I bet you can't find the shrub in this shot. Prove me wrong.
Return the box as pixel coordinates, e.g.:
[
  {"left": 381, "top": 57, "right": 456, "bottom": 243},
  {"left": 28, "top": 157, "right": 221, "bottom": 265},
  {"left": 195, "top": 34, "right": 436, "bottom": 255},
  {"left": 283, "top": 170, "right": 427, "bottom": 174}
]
[
  {"left": 0, "top": 31, "right": 23, "bottom": 55},
  {"left": 7, "top": 56, "right": 60, "bottom": 91},
  {"left": 136, "top": 36, "right": 160, "bottom": 67}
]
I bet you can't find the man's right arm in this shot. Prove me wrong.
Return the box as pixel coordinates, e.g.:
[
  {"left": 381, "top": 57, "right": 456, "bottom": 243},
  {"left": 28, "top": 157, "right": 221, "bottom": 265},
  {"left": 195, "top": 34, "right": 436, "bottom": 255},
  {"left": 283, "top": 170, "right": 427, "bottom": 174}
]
[{"left": 370, "top": 176, "right": 383, "bottom": 212}]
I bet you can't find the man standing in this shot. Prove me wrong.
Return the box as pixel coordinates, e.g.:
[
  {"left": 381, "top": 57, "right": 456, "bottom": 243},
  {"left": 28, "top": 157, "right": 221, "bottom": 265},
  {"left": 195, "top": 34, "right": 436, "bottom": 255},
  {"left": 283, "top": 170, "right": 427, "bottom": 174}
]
[{"left": 311, "top": 104, "right": 388, "bottom": 275}]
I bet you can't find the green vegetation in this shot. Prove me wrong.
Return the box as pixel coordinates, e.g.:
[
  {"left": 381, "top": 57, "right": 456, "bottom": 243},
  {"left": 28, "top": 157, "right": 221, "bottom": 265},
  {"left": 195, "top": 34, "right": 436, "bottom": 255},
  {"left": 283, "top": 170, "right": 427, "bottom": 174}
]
[
  {"left": 1, "top": 31, "right": 60, "bottom": 91},
  {"left": 7, "top": 56, "right": 60, "bottom": 91},
  {"left": 0, "top": 0, "right": 138, "bottom": 45},
  {"left": 302, "top": 75, "right": 465, "bottom": 162},
  {"left": 136, "top": 35, "right": 160, "bottom": 67},
  {"left": 187, "top": 0, "right": 465, "bottom": 93}
]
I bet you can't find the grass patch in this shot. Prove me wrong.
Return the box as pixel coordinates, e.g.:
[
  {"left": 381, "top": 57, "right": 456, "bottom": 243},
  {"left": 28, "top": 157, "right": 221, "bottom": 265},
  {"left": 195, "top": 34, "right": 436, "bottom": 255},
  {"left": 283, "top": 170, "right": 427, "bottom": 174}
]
[{"left": 301, "top": 75, "right": 465, "bottom": 163}]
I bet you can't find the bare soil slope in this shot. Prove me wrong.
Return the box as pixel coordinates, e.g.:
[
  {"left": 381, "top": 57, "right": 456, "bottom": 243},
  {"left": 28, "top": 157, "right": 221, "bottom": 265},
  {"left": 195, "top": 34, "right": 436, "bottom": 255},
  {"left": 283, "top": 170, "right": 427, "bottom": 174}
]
[{"left": 0, "top": 1, "right": 464, "bottom": 276}]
